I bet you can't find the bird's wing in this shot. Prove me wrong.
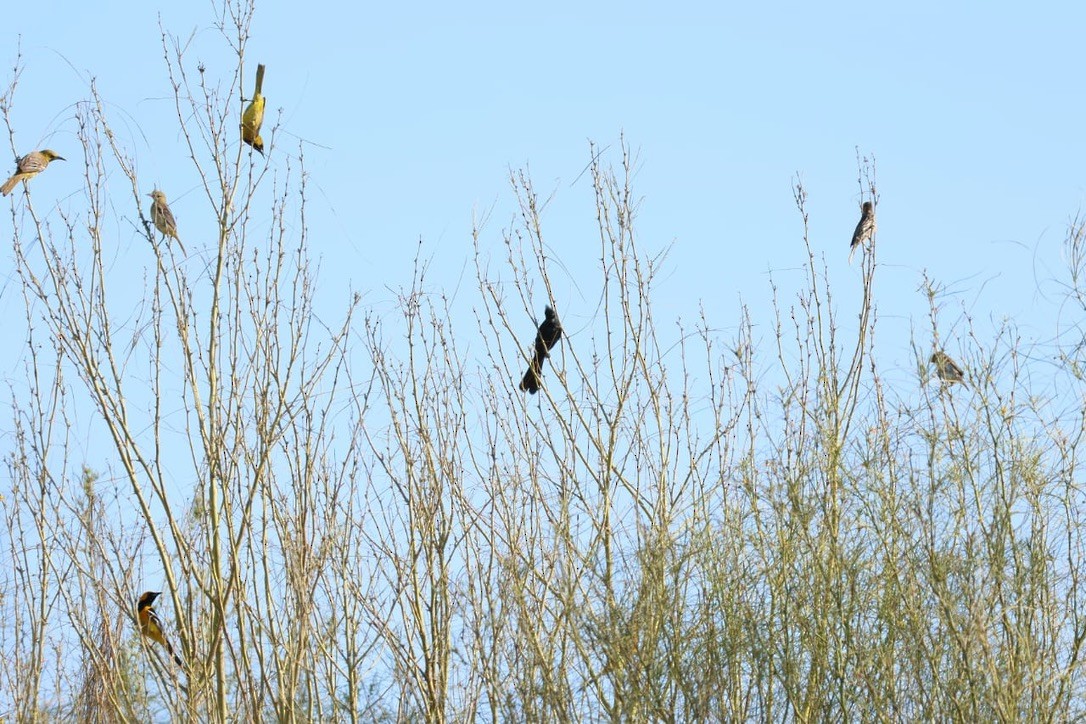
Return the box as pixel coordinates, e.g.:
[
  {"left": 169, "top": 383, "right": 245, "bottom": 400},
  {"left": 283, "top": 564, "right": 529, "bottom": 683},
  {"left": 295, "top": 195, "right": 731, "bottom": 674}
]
[
  {"left": 160, "top": 204, "right": 177, "bottom": 228},
  {"left": 850, "top": 217, "right": 867, "bottom": 248},
  {"left": 18, "top": 154, "right": 47, "bottom": 174}
]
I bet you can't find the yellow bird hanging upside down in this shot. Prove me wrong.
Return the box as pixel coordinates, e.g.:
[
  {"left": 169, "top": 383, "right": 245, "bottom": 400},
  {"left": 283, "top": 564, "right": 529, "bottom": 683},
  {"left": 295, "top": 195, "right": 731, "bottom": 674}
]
[
  {"left": 1, "top": 149, "right": 65, "bottom": 196},
  {"left": 241, "top": 63, "right": 266, "bottom": 154}
]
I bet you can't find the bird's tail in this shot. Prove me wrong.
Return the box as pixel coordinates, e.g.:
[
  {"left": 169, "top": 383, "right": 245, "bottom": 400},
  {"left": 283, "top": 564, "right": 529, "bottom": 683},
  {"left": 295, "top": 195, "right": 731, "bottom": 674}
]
[
  {"left": 254, "top": 64, "right": 266, "bottom": 96},
  {"left": 0, "top": 176, "right": 18, "bottom": 196},
  {"left": 520, "top": 357, "right": 543, "bottom": 394},
  {"left": 848, "top": 243, "right": 857, "bottom": 265},
  {"left": 164, "top": 638, "right": 183, "bottom": 667}
]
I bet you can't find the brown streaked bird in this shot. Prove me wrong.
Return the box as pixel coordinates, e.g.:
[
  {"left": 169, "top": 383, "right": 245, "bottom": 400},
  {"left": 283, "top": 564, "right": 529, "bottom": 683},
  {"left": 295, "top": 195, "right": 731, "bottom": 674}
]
[
  {"left": 848, "top": 200, "right": 876, "bottom": 263},
  {"left": 930, "top": 351, "right": 966, "bottom": 385},
  {"left": 1, "top": 149, "right": 65, "bottom": 196},
  {"left": 148, "top": 190, "right": 185, "bottom": 253},
  {"left": 519, "top": 306, "right": 563, "bottom": 394},
  {"left": 137, "top": 591, "right": 183, "bottom": 667},
  {"left": 241, "top": 63, "right": 266, "bottom": 155}
]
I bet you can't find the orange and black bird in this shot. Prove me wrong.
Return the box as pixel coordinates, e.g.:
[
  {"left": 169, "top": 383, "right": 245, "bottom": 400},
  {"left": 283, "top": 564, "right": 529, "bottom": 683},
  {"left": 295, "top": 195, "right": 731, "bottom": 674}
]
[
  {"left": 930, "top": 350, "right": 966, "bottom": 386},
  {"left": 241, "top": 63, "right": 266, "bottom": 154},
  {"left": 1, "top": 149, "right": 65, "bottom": 196},
  {"left": 519, "top": 305, "right": 562, "bottom": 394},
  {"left": 848, "top": 200, "right": 876, "bottom": 263},
  {"left": 137, "top": 591, "right": 183, "bottom": 666}
]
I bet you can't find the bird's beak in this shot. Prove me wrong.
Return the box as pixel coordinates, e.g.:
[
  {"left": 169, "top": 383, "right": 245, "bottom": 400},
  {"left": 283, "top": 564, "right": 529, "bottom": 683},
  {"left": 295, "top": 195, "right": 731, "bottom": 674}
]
[{"left": 55, "top": 157, "right": 66, "bottom": 162}]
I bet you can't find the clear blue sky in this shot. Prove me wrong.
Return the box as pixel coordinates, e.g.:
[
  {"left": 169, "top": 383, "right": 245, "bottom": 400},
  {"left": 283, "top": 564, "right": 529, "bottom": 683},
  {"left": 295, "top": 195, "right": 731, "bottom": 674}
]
[{"left": 2, "top": 1, "right": 1084, "bottom": 393}]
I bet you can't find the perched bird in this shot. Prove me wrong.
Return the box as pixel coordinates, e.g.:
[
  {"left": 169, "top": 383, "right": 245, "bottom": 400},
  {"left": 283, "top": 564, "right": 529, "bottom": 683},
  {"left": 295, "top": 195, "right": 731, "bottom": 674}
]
[
  {"left": 520, "top": 306, "right": 563, "bottom": 394},
  {"left": 848, "top": 200, "right": 876, "bottom": 263},
  {"left": 241, "top": 63, "right": 267, "bottom": 154},
  {"left": 930, "top": 351, "right": 966, "bottom": 385},
  {"left": 148, "top": 190, "right": 185, "bottom": 253},
  {"left": 137, "top": 591, "right": 183, "bottom": 666},
  {"left": 1, "top": 149, "right": 65, "bottom": 196}
]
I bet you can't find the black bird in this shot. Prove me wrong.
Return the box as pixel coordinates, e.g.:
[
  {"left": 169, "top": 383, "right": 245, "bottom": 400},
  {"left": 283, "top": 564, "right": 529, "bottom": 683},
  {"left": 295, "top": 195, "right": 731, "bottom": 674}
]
[
  {"left": 849, "top": 200, "right": 876, "bottom": 263},
  {"left": 519, "top": 306, "right": 562, "bottom": 394}
]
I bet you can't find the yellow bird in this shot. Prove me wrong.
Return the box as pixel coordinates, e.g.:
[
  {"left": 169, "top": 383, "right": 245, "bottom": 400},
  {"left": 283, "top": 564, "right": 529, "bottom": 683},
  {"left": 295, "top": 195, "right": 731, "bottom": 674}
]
[
  {"left": 1, "top": 149, "right": 65, "bottom": 196},
  {"left": 137, "top": 591, "right": 183, "bottom": 666},
  {"left": 148, "top": 189, "right": 186, "bottom": 253},
  {"left": 241, "top": 63, "right": 266, "bottom": 154}
]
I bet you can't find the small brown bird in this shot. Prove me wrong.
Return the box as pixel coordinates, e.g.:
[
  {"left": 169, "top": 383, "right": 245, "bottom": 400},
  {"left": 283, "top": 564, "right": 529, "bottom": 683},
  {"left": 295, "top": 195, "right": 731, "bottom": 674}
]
[
  {"left": 148, "top": 190, "right": 185, "bottom": 253},
  {"left": 1, "top": 149, "right": 65, "bottom": 196},
  {"left": 930, "top": 351, "right": 966, "bottom": 385},
  {"left": 520, "top": 306, "right": 563, "bottom": 394},
  {"left": 241, "top": 63, "right": 266, "bottom": 154},
  {"left": 849, "top": 200, "right": 876, "bottom": 263},
  {"left": 137, "top": 591, "right": 183, "bottom": 666}
]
